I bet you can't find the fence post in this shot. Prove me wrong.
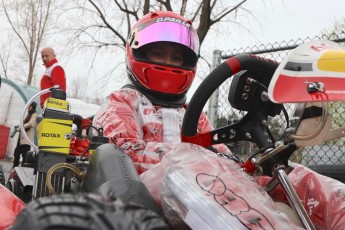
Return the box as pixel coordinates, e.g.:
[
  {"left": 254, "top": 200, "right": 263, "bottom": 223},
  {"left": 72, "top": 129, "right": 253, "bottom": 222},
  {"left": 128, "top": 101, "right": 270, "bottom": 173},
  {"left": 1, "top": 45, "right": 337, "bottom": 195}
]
[{"left": 207, "top": 50, "right": 222, "bottom": 127}]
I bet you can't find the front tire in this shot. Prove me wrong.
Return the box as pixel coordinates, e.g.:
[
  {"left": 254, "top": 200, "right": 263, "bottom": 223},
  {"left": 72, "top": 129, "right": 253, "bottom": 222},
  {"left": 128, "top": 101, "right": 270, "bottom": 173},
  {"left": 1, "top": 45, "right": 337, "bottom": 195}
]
[
  {"left": 12, "top": 193, "right": 169, "bottom": 230},
  {"left": 309, "top": 164, "right": 345, "bottom": 183}
]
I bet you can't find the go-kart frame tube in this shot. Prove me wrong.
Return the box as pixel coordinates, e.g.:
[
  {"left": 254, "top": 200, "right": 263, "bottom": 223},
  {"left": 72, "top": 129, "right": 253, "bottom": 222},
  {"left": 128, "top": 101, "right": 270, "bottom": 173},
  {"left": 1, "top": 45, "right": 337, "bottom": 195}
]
[
  {"left": 274, "top": 163, "right": 315, "bottom": 230},
  {"left": 20, "top": 85, "right": 61, "bottom": 151}
]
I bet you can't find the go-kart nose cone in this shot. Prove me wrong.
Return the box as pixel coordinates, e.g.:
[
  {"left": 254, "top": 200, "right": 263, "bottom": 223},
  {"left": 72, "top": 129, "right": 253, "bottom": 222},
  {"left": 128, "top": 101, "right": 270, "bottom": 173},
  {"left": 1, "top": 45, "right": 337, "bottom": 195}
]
[{"left": 268, "top": 40, "right": 345, "bottom": 103}]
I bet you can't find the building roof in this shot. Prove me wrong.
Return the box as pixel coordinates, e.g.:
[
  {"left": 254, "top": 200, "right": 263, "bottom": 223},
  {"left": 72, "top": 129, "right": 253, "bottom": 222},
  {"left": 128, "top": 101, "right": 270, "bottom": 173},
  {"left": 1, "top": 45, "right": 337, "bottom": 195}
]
[{"left": 1, "top": 78, "right": 42, "bottom": 114}]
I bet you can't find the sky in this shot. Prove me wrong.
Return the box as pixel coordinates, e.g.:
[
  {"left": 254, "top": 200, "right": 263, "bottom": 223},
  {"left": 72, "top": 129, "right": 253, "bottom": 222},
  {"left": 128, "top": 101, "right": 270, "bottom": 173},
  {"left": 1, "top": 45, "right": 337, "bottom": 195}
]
[{"left": 206, "top": 0, "right": 344, "bottom": 51}]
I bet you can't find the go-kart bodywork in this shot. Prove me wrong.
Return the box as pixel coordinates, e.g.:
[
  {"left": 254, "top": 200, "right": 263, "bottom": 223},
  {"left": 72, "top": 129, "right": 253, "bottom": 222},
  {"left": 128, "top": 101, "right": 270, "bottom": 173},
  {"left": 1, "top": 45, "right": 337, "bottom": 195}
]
[
  {"left": 0, "top": 183, "right": 25, "bottom": 229},
  {"left": 268, "top": 40, "right": 345, "bottom": 103}
]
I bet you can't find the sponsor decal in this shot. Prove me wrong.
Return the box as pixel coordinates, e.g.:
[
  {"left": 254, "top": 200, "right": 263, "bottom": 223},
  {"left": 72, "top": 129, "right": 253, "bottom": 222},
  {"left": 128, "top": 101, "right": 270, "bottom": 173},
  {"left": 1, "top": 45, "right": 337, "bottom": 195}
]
[
  {"left": 155, "top": 17, "right": 191, "bottom": 28},
  {"left": 248, "top": 54, "right": 277, "bottom": 64},
  {"left": 119, "top": 156, "right": 136, "bottom": 197},
  {"left": 47, "top": 99, "right": 63, "bottom": 106},
  {"left": 42, "top": 133, "right": 61, "bottom": 138},
  {"left": 311, "top": 43, "right": 337, "bottom": 52},
  {"left": 65, "top": 133, "right": 72, "bottom": 140}
]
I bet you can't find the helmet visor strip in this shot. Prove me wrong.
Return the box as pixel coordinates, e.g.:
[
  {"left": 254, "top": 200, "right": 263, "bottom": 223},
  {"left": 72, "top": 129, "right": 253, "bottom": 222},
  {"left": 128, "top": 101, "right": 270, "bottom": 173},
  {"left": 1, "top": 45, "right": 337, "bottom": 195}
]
[{"left": 131, "top": 21, "right": 199, "bottom": 56}]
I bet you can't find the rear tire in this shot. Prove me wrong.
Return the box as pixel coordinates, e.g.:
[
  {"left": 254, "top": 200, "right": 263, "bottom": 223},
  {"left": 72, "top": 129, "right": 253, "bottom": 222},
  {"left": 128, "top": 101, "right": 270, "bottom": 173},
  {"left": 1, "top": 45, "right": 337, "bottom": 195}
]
[
  {"left": 0, "top": 164, "right": 5, "bottom": 186},
  {"left": 12, "top": 193, "right": 169, "bottom": 230},
  {"left": 309, "top": 165, "right": 345, "bottom": 183}
]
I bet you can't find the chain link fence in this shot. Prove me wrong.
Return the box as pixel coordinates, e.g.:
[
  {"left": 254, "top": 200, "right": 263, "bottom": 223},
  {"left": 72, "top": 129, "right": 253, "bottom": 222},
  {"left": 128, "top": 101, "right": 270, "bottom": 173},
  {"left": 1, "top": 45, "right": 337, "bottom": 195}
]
[{"left": 208, "top": 31, "right": 345, "bottom": 166}]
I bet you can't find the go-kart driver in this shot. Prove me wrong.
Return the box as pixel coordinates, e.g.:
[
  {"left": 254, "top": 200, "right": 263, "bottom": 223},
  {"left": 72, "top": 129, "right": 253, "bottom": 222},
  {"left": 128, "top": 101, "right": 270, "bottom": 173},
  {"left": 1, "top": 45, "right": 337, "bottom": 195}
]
[
  {"left": 93, "top": 11, "right": 345, "bottom": 229},
  {"left": 92, "top": 10, "right": 230, "bottom": 175}
]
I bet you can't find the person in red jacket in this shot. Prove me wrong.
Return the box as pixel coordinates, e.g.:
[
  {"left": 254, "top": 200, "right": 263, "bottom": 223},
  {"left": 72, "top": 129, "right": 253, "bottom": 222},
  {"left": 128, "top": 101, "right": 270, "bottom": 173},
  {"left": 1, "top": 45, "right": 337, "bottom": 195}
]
[{"left": 40, "top": 47, "right": 66, "bottom": 108}]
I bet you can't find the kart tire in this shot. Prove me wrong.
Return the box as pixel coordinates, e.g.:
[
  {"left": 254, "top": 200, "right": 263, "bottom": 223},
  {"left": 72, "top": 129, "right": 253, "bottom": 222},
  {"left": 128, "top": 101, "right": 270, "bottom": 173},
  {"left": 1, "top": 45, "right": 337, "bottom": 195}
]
[
  {"left": 6, "top": 178, "right": 18, "bottom": 195},
  {"left": 309, "top": 164, "right": 345, "bottom": 183},
  {"left": 0, "top": 165, "right": 5, "bottom": 186},
  {"left": 12, "top": 193, "right": 169, "bottom": 230}
]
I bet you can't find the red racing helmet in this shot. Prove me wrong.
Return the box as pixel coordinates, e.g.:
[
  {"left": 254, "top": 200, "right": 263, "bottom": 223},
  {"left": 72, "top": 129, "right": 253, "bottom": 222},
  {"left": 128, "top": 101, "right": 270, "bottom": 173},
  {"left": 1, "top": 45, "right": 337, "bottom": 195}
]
[{"left": 126, "top": 11, "right": 199, "bottom": 100}]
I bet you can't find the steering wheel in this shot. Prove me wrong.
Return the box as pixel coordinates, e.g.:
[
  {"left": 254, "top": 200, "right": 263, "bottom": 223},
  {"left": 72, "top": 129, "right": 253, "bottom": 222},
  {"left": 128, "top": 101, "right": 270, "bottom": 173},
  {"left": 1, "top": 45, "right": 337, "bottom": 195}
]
[{"left": 181, "top": 54, "right": 279, "bottom": 150}]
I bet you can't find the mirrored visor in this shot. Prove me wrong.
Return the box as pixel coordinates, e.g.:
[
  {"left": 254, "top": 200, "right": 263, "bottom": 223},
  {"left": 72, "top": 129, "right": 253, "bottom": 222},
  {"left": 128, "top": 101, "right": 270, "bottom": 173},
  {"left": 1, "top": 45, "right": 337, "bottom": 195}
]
[{"left": 131, "top": 21, "right": 199, "bottom": 55}]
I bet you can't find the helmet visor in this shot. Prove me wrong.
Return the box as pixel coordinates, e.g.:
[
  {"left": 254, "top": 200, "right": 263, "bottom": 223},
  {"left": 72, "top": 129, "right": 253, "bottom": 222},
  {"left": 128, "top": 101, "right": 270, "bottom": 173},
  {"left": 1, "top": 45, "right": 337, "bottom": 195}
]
[{"left": 130, "top": 20, "right": 199, "bottom": 56}]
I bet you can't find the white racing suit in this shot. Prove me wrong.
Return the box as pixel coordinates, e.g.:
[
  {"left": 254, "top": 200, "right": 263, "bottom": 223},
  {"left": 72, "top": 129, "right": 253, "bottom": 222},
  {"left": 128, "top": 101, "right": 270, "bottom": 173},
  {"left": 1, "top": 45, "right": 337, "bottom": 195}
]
[
  {"left": 93, "top": 88, "right": 230, "bottom": 174},
  {"left": 93, "top": 88, "right": 345, "bottom": 229}
]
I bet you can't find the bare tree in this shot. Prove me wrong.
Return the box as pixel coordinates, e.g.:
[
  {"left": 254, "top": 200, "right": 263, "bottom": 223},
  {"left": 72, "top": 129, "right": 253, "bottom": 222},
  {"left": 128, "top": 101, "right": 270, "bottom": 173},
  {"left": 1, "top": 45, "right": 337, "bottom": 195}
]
[
  {"left": 0, "top": 0, "right": 56, "bottom": 85},
  {"left": 0, "top": 33, "right": 14, "bottom": 79},
  {"left": 67, "top": 75, "right": 88, "bottom": 99},
  {"left": 71, "top": 0, "right": 248, "bottom": 50},
  {"left": 321, "top": 18, "right": 345, "bottom": 40}
]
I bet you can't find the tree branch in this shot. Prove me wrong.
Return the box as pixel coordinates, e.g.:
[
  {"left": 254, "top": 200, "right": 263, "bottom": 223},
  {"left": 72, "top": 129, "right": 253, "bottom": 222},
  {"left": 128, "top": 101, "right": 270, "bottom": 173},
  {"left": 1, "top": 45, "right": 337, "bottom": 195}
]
[
  {"left": 1, "top": 0, "right": 30, "bottom": 56},
  {"left": 156, "top": 0, "right": 172, "bottom": 11},
  {"left": 191, "top": 2, "right": 202, "bottom": 22},
  {"left": 143, "top": 0, "right": 150, "bottom": 14},
  {"left": 180, "top": 0, "right": 187, "bottom": 16},
  {"left": 88, "top": 0, "right": 126, "bottom": 46},
  {"left": 113, "top": 0, "right": 139, "bottom": 20},
  {"left": 211, "top": 0, "right": 247, "bottom": 25}
]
